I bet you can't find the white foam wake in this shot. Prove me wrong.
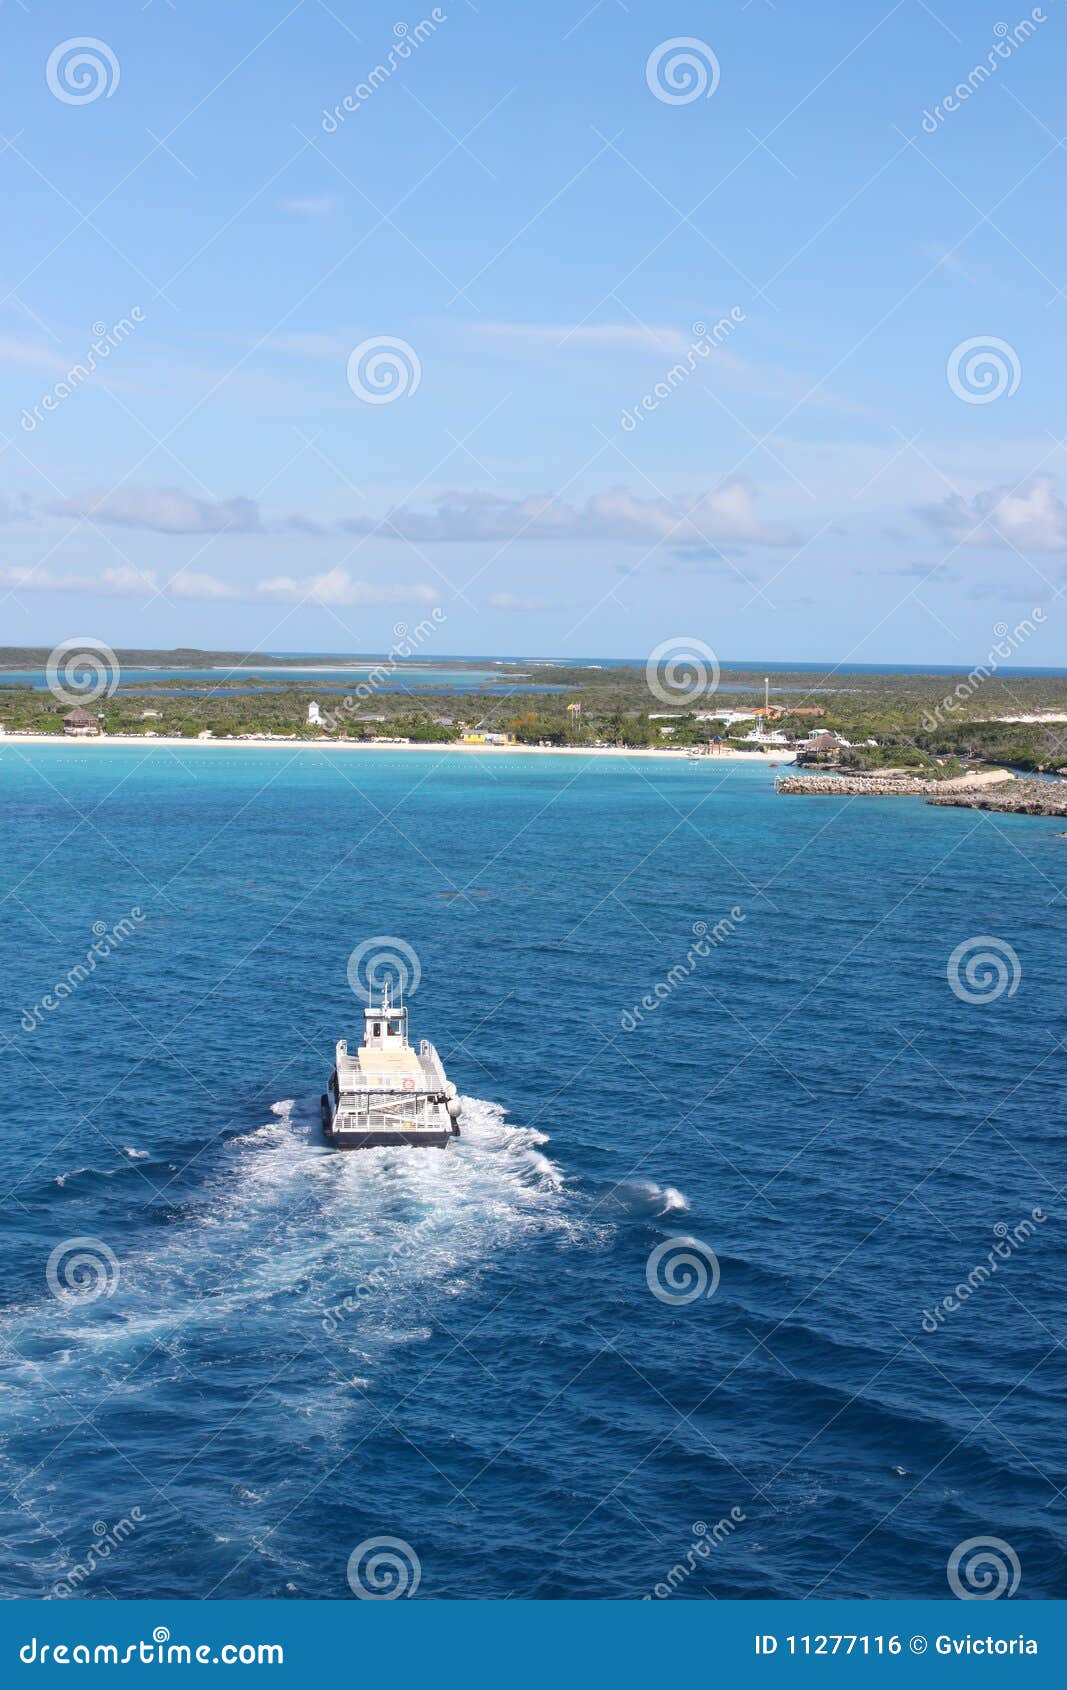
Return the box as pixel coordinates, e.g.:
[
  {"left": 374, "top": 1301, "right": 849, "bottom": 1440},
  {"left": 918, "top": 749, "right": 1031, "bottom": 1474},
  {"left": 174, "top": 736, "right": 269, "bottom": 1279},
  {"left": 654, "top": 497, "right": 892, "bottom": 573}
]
[
  {"left": 604, "top": 1178, "right": 691, "bottom": 1216},
  {"left": 0, "top": 1094, "right": 595, "bottom": 1587},
  {"left": 11, "top": 1097, "right": 586, "bottom": 1364}
]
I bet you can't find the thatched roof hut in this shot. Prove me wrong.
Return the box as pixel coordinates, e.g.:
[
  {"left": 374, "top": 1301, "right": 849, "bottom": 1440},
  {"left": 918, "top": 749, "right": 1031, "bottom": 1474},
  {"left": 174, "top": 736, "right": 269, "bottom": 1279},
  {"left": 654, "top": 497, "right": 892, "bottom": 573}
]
[{"left": 63, "top": 708, "right": 100, "bottom": 735}]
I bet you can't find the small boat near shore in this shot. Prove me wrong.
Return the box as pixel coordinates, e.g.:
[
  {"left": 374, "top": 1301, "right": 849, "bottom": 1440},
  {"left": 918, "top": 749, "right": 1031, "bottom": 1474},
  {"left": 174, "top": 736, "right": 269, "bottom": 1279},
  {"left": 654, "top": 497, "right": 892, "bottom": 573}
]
[{"left": 321, "top": 981, "right": 461, "bottom": 1150}]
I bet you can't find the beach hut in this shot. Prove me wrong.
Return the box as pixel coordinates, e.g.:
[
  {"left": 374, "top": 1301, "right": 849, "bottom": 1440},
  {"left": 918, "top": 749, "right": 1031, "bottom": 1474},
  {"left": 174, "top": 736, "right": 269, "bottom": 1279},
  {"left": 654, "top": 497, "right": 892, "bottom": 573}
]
[{"left": 63, "top": 708, "right": 101, "bottom": 737}]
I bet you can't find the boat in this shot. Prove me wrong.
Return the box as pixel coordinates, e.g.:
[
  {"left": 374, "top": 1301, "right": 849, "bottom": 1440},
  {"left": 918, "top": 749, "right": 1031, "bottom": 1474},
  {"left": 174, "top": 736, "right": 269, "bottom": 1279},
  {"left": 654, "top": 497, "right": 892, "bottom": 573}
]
[{"left": 321, "top": 980, "right": 461, "bottom": 1150}]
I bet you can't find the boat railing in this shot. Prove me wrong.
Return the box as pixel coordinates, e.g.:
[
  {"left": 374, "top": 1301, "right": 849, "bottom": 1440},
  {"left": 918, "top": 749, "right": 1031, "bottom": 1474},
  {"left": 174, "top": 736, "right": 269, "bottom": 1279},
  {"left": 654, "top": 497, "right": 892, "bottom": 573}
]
[
  {"left": 334, "top": 1093, "right": 442, "bottom": 1127},
  {"left": 338, "top": 1083, "right": 446, "bottom": 1101}
]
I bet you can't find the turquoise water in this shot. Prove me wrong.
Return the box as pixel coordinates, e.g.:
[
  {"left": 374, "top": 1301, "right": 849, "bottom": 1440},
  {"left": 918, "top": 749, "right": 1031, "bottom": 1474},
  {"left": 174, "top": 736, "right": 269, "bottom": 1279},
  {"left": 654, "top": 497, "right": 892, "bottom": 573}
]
[
  {"left": 0, "top": 746, "right": 1064, "bottom": 1599},
  {"left": 0, "top": 664, "right": 558, "bottom": 696}
]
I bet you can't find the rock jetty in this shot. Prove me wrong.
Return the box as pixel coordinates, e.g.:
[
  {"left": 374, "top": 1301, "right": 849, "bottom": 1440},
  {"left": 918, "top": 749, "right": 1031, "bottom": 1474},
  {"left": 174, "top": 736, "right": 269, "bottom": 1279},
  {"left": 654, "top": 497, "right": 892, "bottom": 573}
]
[
  {"left": 774, "top": 772, "right": 1013, "bottom": 798},
  {"left": 925, "top": 778, "right": 1067, "bottom": 817},
  {"left": 775, "top": 769, "right": 1067, "bottom": 817}
]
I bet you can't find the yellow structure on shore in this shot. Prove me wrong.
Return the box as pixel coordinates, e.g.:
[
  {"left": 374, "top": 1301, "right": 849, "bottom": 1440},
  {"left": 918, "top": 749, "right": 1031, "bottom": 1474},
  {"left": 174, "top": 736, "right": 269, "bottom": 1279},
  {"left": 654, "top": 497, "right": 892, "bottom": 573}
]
[{"left": 460, "top": 729, "right": 516, "bottom": 745}]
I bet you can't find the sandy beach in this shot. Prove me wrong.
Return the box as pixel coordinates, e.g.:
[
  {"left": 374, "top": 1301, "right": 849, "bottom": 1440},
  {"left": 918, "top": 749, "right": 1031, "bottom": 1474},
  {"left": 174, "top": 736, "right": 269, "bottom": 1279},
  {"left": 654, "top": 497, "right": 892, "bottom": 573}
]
[
  {"left": 0, "top": 733, "right": 793, "bottom": 764},
  {"left": 990, "top": 713, "right": 1067, "bottom": 724}
]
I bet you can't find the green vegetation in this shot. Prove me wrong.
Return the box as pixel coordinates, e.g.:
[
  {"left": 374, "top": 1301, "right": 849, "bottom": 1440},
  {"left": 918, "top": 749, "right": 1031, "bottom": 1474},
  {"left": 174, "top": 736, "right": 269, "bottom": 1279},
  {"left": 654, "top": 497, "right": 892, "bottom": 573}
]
[
  {"left": 915, "top": 718, "right": 1067, "bottom": 773},
  {"left": 2, "top": 653, "right": 1066, "bottom": 768}
]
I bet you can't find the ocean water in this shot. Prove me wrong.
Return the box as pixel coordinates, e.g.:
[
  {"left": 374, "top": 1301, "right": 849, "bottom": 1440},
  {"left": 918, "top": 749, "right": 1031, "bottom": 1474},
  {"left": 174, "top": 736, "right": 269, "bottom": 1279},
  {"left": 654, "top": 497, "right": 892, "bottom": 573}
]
[
  {"left": 0, "top": 664, "right": 561, "bottom": 696},
  {"left": 0, "top": 745, "right": 1064, "bottom": 1601}
]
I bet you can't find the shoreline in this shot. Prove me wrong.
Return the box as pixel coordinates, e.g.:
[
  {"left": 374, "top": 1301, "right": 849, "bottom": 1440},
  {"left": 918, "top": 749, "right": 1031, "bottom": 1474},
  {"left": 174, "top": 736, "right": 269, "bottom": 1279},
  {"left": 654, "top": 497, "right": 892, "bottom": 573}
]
[{"left": 0, "top": 733, "right": 794, "bottom": 764}]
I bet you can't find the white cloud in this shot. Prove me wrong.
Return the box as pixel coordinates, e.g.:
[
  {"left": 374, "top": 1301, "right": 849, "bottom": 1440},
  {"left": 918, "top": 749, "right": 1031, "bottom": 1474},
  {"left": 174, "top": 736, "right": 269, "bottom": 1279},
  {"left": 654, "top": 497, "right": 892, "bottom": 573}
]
[
  {"left": 1, "top": 564, "right": 235, "bottom": 599},
  {"left": 99, "top": 565, "right": 159, "bottom": 594},
  {"left": 1, "top": 566, "right": 72, "bottom": 593},
  {"left": 171, "top": 571, "right": 242, "bottom": 600},
  {"left": 0, "top": 336, "right": 71, "bottom": 372},
  {"left": 279, "top": 194, "right": 337, "bottom": 217},
  {"left": 50, "top": 489, "right": 263, "bottom": 535},
  {"left": 464, "top": 321, "right": 695, "bottom": 354},
  {"left": 921, "top": 476, "right": 1067, "bottom": 551},
  {"left": 257, "top": 569, "right": 437, "bottom": 607},
  {"left": 1, "top": 564, "right": 157, "bottom": 596},
  {"left": 0, "top": 494, "right": 34, "bottom": 525},
  {"left": 0, "top": 563, "right": 433, "bottom": 607},
  {"left": 455, "top": 321, "right": 866, "bottom": 416},
  {"left": 345, "top": 479, "right": 796, "bottom": 547},
  {"left": 34, "top": 478, "right": 794, "bottom": 550}
]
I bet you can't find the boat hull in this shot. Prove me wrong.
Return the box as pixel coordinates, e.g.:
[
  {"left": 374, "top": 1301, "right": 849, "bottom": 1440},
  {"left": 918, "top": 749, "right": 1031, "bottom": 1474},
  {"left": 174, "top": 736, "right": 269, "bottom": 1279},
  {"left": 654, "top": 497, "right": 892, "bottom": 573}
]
[{"left": 321, "top": 1093, "right": 459, "bottom": 1151}]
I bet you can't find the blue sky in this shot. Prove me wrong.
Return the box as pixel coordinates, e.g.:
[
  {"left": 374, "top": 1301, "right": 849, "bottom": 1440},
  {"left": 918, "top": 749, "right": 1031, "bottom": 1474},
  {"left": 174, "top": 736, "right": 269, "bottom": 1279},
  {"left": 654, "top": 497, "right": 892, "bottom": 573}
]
[{"left": 1, "top": 0, "right": 1065, "bottom": 663}]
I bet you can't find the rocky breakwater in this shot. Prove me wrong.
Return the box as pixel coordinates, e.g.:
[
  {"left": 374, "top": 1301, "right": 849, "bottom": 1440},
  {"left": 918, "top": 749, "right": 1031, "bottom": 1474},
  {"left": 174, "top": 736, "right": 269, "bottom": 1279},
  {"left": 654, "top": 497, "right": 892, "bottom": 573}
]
[
  {"left": 775, "top": 770, "right": 1014, "bottom": 799},
  {"left": 925, "top": 777, "right": 1067, "bottom": 817}
]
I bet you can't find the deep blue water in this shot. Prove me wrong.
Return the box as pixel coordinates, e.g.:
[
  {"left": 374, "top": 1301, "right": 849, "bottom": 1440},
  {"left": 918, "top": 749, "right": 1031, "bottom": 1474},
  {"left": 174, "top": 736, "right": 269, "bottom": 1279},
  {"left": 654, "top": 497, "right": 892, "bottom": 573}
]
[{"left": 0, "top": 746, "right": 1065, "bottom": 1601}]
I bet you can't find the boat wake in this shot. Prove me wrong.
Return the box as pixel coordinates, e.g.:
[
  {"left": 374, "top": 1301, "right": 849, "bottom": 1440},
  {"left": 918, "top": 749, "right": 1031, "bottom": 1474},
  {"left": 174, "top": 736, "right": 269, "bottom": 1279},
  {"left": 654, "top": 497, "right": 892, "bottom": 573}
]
[
  {"left": 1, "top": 1096, "right": 586, "bottom": 1390},
  {"left": 0, "top": 1093, "right": 601, "bottom": 1594},
  {"left": 598, "top": 1178, "right": 691, "bottom": 1216}
]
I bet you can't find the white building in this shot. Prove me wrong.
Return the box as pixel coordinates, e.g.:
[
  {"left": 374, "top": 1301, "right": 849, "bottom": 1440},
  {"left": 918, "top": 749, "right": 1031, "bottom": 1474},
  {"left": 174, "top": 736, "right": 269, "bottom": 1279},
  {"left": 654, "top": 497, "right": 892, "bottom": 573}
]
[
  {"left": 695, "top": 710, "right": 756, "bottom": 728},
  {"left": 797, "top": 730, "right": 852, "bottom": 754},
  {"left": 308, "top": 700, "right": 323, "bottom": 726}
]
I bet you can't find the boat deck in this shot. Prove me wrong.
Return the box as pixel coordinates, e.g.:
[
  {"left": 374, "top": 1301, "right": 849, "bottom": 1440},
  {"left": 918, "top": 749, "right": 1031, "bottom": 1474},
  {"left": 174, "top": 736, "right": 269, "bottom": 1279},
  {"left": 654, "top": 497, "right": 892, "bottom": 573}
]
[
  {"left": 337, "top": 1038, "right": 447, "bottom": 1096},
  {"left": 323, "top": 992, "right": 460, "bottom": 1149}
]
